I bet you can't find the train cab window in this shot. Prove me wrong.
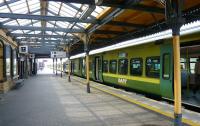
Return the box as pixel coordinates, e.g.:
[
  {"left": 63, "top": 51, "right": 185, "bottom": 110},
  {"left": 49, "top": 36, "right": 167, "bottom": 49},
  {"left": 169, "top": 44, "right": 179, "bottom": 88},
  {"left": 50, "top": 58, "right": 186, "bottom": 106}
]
[
  {"left": 146, "top": 57, "right": 160, "bottom": 78},
  {"left": 130, "top": 58, "right": 143, "bottom": 76},
  {"left": 103, "top": 60, "right": 108, "bottom": 73},
  {"left": 163, "top": 54, "right": 170, "bottom": 79},
  {"left": 109, "top": 60, "right": 117, "bottom": 74},
  {"left": 118, "top": 59, "right": 128, "bottom": 75}
]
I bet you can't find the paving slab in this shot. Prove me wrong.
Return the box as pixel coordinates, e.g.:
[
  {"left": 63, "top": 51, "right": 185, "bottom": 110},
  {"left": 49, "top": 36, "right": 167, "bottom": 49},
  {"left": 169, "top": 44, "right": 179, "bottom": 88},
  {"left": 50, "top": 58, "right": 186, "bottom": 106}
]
[{"left": 0, "top": 75, "right": 175, "bottom": 126}]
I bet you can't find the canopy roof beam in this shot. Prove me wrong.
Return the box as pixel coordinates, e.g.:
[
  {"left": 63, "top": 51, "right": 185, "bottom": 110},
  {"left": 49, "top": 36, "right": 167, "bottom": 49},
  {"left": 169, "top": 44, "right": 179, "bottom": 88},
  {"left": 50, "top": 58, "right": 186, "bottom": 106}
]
[{"left": 10, "top": 33, "right": 75, "bottom": 39}]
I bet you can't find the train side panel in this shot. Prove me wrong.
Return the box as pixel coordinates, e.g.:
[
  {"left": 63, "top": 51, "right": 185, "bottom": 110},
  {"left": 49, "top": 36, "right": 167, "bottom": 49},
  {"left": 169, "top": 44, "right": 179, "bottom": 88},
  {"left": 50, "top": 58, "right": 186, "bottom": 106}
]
[{"left": 102, "top": 43, "right": 162, "bottom": 96}]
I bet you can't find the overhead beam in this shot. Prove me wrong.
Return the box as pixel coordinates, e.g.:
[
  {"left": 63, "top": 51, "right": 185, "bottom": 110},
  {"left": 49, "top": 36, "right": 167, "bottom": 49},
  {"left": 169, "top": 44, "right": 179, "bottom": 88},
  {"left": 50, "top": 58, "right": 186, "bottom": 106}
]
[
  {"left": 17, "top": 39, "right": 61, "bottom": 43},
  {"left": 0, "top": 13, "right": 147, "bottom": 29},
  {"left": 44, "top": 0, "right": 96, "bottom": 5},
  {"left": 0, "top": 13, "right": 98, "bottom": 24},
  {"left": 10, "top": 33, "right": 75, "bottom": 39},
  {"left": 2, "top": 25, "right": 85, "bottom": 33}
]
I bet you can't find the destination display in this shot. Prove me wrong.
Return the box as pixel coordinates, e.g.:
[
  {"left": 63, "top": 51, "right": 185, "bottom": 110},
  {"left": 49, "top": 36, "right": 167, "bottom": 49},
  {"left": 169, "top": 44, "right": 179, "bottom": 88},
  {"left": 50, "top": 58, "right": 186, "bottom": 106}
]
[{"left": 50, "top": 51, "right": 66, "bottom": 58}]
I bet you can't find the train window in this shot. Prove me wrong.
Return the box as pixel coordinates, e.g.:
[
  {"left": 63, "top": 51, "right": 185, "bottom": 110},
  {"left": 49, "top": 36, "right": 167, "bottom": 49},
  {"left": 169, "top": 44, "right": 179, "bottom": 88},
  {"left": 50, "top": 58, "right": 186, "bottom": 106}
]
[
  {"left": 118, "top": 59, "right": 128, "bottom": 75},
  {"left": 163, "top": 54, "right": 170, "bottom": 79},
  {"left": 130, "top": 58, "right": 143, "bottom": 76},
  {"left": 109, "top": 60, "right": 117, "bottom": 74},
  {"left": 180, "top": 58, "right": 187, "bottom": 70},
  {"left": 146, "top": 57, "right": 160, "bottom": 78},
  {"left": 89, "top": 62, "right": 92, "bottom": 71},
  {"left": 190, "top": 58, "right": 198, "bottom": 74},
  {"left": 103, "top": 60, "right": 108, "bottom": 73}
]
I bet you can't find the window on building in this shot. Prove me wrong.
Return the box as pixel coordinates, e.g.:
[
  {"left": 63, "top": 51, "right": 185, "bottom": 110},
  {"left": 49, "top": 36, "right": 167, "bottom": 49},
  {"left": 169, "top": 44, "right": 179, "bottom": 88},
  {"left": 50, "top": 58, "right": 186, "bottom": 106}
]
[
  {"left": 130, "top": 58, "right": 143, "bottom": 76},
  {"left": 109, "top": 60, "right": 117, "bottom": 74},
  {"left": 118, "top": 59, "right": 128, "bottom": 75},
  {"left": 103, "top": 60, "right": 108, "bottom": 73},
  {"left": 146, "top": 57, "right": 160, "bottom": 78}
]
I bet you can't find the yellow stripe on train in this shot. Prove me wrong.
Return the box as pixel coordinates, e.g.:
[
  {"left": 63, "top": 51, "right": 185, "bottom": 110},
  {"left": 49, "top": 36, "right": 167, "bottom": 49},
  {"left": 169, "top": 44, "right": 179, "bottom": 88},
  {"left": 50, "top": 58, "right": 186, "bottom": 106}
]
[{"left": 103, "top": 73, "right": 160, "bottom": 84}]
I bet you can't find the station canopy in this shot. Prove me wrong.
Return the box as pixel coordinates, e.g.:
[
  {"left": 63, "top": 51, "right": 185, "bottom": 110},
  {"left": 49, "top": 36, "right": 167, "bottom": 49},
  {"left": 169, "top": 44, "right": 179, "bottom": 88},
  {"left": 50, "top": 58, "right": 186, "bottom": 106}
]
[{"left": 0, "top": 0, "right": 200, "bottom": 57}]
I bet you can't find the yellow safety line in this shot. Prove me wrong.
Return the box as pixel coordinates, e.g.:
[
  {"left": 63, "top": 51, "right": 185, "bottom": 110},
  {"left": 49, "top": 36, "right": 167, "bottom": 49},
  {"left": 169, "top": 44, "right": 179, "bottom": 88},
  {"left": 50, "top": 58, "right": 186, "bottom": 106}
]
[{"left": 72, "top": 77, "right": 200, "bottom": 126}]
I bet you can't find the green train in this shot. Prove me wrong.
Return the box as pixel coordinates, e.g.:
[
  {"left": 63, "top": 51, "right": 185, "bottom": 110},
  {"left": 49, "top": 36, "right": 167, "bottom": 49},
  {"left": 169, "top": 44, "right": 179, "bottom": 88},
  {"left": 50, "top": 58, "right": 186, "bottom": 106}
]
[{"left": 70, "top": 32, "right": 200, "bottom": 107}]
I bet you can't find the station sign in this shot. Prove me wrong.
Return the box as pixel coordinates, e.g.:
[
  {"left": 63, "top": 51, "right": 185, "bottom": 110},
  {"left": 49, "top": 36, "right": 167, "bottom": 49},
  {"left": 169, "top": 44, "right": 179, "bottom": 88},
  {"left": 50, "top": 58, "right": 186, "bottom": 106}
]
[
  {"left": 19, "top": 46, "right": 28, "bottom": 54},
  {"left": 51, "top": 51, "right": 66, "bottom": 58}
]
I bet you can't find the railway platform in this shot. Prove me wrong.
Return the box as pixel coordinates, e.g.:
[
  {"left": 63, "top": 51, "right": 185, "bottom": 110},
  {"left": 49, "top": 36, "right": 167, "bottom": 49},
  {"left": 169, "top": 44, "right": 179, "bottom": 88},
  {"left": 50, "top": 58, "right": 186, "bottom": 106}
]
[
  {"left": 71, "top": 76, "right": 200, "bottom": 126},
  {"left": 0, "top": 74, "right": 176, "bottom": 126}
]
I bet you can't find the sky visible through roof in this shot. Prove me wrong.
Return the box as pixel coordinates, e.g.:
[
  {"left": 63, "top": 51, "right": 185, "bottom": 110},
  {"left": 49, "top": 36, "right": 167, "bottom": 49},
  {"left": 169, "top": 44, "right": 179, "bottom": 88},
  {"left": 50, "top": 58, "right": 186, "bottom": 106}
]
[{"left": 0, "top": 0, "right": 107, "bottom": 49}]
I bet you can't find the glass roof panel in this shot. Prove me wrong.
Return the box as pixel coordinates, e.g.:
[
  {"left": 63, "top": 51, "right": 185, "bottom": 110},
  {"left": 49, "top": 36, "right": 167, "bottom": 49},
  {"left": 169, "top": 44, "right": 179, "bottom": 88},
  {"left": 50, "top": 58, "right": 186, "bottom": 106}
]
[
  {"left": 4, "top": 20, "right": 18, "bottom": 25},
  {"left": 34, "top": 31, "right": 41, "bottom": 34},
  {"left": 11, "top": 30, "right": 23, "bottom": 33},
  {"left": 9, "top": 1, "right": 28, "bottom": 14},
  {"left": 46, "top": 22, "right": 54, "bottom": 27},
  {"left": 60, "top": 5, "right": 78, "bottom": 17},
  {"left": 48, "top": 2, "right": 60, "bottom": 14},
  {"left": 46, "top": 31, "right": 52, "bottom": 34},
  {"left": 71, "top": 3, "right": 81, "bottom": 8},
  {"left": 49, "top": 1, "right": 61, "bottom": 8},
  {"left": 9, "top": 0, "right": 25, "bottom": 8},
  {"left": 56, "top": 32, "right": 64, "bottom": 35},
  {"left": 22, "top": 30, "right": 31, "bottom": 33},
  {"left": 17, "top": 19, "right": 31, "bottom": 26},
  {"left": 89, "top": 6, "right": 107, "bottom": 19},
  {"left": 33, "top": 21, "right": 41, "bottom": 27},
  {"left": 28, "top": 2, "right": 40, "bottom": 12},
  {"left": 0, "top": 18, "right": 10, "bottom": 22},
  {"left": 0, "top": 5, "right": 10, "bottom": 13},
  {"left": 56, "top": 21, "right": 70, "bottom": 28},
  {"left": 62, "top": 3, "right": 77, "bottom": 12}
]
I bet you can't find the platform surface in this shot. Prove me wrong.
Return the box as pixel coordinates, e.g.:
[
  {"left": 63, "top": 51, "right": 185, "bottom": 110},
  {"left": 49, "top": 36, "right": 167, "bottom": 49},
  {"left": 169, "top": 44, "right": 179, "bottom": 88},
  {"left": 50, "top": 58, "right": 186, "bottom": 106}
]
[
  {"left": 0, "top": 75, "right": 177, "bottom": 126},
  {"left": 71, "top": 75, "right": 200, "bottom": 126}
]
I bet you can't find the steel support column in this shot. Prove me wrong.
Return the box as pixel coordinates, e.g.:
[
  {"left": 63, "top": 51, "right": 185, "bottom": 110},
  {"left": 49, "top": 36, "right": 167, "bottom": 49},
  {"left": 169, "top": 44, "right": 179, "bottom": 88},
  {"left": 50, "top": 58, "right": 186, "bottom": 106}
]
[
  {"left": 68, "top": 58, "right": 71, "bottom": 82},
  {"left": 53, "top": 58, "right": 55, "bottom": 74},
  {"left": 60, "top": 58, "right": 62, "bottom": 78},
  {"left": 165, "top": 0, "right": 184, "bottom": 125},
  {"left": 66, "top": 43, "right": 71, "bottom": 82},
  {"left": 56, "top": 58, "right": 57, "bottom": 75},
  {"left": 80, "top": 33, "right": 91, "bottom": 93},
  {"left": 173, "top": 35, "right": 182, "bottom": 126}
]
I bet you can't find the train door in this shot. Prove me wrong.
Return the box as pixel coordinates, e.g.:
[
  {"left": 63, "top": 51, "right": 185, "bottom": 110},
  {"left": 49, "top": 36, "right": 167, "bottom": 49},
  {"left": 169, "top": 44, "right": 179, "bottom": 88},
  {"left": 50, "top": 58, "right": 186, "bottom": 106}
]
[
  {"left": 94, "top": 56, "right": 103, "bottom": 82},
  {"left": 160, "top": 44, "right": 173, "bottom": 99},
  {"left": 95, "top": 57, "right": 100, "bottom": 80},
  {"left": 81, "top": 58, "right": 86, "bottom": 77},
  {"left": 180, "top": 44, "right": 200, "bottom": 107}
]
